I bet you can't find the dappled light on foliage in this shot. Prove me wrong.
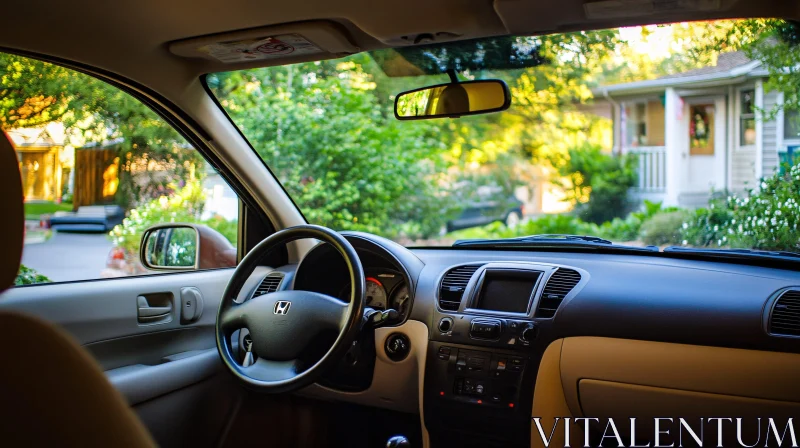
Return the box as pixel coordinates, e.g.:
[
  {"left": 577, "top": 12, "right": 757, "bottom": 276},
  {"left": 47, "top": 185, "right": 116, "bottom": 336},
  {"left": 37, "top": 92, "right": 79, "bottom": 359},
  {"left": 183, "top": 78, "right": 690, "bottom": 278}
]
[{"left": 4, "top": 19, "right": 800, "bottom": 253}]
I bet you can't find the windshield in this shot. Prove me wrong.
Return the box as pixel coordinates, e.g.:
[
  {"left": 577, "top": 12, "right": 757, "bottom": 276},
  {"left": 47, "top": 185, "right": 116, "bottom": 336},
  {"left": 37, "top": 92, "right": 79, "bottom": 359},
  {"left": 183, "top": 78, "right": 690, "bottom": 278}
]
[{"left": 209, "top": 19, "right": 800, "bottom": 252}]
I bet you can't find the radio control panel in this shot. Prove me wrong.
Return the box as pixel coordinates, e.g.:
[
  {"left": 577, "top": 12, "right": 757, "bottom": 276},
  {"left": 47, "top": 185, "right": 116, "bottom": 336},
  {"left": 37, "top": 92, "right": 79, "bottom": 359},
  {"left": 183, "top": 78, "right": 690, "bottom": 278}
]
[
  {"left": 425, "top": 342, "right": 530, "bottom": 409},
  {"left": 431, "top": 312, "right": 537, "bottom": 350}
]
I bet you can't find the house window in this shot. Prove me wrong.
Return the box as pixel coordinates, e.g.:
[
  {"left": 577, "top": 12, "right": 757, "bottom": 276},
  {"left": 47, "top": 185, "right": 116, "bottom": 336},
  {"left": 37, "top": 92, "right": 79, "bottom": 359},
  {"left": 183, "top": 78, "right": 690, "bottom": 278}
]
[
  {"left": 739, "top": 89, "right": 756, "bottom": 146},
  {"left": 784, "top": 108, "right": 800, "bottom": 140},
  {"left": 625, "top": 102, "right": 647, "bottom": 146}
]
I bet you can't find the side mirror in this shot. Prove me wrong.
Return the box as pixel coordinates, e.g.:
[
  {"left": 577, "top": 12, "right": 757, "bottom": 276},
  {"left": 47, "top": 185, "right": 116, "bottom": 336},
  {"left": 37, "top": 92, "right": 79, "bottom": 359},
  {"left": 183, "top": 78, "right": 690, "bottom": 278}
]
[
  {"left": 394, "top": 79, "right": 510, "bottom": 120},
  {"left": 140, "top": 224, "right": 237, "bottom": 271}
]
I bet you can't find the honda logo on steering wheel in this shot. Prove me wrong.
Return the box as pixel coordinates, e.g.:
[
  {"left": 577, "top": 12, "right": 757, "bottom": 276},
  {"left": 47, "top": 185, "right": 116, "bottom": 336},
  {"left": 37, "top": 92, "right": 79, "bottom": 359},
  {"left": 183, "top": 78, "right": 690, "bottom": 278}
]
[{"left": 274, "top": 300, "right": 291, "bottom": 315}]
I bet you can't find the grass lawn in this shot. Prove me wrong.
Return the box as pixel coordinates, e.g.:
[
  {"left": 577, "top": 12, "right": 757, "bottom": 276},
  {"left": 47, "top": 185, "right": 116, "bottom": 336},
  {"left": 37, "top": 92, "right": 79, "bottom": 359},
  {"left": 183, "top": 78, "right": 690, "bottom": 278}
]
[{"left": 24, "top": 201, "right": 73, "bottom": 220}]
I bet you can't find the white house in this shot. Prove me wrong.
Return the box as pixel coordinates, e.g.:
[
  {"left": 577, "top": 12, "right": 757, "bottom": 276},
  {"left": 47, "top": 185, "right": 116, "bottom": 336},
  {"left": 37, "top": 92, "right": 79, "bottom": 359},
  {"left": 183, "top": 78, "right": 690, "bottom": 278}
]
[{"left": 593, "top": 51, "right": 799, "bottom": 208}]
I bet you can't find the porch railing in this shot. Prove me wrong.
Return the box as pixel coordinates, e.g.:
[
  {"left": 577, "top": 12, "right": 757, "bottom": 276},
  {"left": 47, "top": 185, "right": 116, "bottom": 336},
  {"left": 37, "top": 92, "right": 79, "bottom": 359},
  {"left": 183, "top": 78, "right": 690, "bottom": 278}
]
[{"left": 626, "top": 146, "right": 666, "bottom": 192}]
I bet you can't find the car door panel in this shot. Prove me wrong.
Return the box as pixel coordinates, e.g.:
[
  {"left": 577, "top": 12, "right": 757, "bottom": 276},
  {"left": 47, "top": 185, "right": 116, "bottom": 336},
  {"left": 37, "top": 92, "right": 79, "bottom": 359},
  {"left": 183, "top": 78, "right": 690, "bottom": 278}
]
[
  {"left": 0, "top": 267, "right": 263, "bottom": 447},
  {"left": 0, "top": 269, "right": 233, "bottom": 347}
]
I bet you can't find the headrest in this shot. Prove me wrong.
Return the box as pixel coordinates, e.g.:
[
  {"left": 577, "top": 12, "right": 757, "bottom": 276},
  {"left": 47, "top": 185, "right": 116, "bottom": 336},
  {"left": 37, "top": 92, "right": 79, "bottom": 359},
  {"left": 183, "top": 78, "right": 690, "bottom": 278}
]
[{"left": 0, "top": 131, "right": 24, "bottom": 291}]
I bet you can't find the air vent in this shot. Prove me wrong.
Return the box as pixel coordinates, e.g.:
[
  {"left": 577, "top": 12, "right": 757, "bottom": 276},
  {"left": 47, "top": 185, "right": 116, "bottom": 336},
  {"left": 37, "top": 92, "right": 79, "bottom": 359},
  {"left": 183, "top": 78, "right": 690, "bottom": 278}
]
[
  {"left": 769, "top": 289, "right": 800, "bottom": 337},
  {"left": 253, "top": 272, "right": 284, "bottom": 298},
  {"left": 438, "top": 264, "right": 483, "bottom": 311},
  {"left": 536, "top": 268, "right": 582, "bottom": 318}
]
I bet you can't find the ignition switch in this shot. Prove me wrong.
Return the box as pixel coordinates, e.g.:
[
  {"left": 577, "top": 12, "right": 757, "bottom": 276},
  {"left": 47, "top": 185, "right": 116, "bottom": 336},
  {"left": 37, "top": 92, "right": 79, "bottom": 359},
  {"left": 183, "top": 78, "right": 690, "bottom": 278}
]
[{"left": 385, "top": 333, "right": 411, "bottom": 362}]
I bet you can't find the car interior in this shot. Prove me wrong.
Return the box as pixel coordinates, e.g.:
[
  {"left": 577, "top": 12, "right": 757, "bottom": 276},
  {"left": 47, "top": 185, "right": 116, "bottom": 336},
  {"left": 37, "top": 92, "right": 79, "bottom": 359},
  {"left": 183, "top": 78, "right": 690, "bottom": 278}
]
[{"left": 2, "top": 1, "right": 800, "bottom": 448}]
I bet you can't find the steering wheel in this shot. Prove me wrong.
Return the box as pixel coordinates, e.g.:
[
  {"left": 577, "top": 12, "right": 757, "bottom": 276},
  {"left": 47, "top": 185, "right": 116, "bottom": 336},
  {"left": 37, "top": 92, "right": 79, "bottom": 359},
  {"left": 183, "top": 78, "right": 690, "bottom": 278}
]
[{"left": 215, "top": 225, "right": 365, "bottom": 393}]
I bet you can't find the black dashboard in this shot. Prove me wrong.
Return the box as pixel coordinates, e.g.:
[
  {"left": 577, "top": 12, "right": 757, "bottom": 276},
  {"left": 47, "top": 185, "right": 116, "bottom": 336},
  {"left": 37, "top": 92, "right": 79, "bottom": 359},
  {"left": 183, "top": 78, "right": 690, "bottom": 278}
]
[{"left": 276, "top": 231, "right": 800, "bottom": 447}]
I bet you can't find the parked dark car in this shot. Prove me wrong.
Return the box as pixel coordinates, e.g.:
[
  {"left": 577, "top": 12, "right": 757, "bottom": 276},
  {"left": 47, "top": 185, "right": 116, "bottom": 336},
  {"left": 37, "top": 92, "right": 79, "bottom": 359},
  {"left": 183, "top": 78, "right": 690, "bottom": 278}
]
[
  {"left": 446, "top": 194, "right": 524, "bottom": 232},
  {"left": 49, "top": 205, "right": 125, "bottom": 232}
]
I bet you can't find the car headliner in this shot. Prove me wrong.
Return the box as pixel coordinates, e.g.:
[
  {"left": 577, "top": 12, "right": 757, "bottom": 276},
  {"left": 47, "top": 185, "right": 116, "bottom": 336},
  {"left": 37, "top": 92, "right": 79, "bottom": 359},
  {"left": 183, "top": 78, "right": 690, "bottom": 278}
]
[{"left": 1, "top": 0, "right": 796, "bottom": 103}]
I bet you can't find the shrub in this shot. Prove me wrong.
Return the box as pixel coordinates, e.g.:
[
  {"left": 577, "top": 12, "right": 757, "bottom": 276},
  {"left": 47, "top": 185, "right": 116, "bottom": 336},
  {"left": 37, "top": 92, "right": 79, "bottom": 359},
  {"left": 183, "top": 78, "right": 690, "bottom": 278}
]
[
  {"left": 556, "top": 144, "right": 638, "bottom": 225},
  {"left": 15, "top": 264, "right": 50, "bottom": 286},
  {"left": 723, "top": 164, "right": 800, "bottom": 251},
  {"left": 681, "top": 164, "right": 800, "bottom": 251},
  {"left": 594, "top": 200, "right": 674, "bottom": 242},
  {"left": 680, "top": 198, "right": 734, "bottom": 247},
  {"left": 109, "top": 180, "right": 237, "bottom": 261},
  {"left": 448, "top": 214, "right": 595, "bottom": 240},
  {"left": 639, "top": 211, "right": 689, "bottom": 246}
]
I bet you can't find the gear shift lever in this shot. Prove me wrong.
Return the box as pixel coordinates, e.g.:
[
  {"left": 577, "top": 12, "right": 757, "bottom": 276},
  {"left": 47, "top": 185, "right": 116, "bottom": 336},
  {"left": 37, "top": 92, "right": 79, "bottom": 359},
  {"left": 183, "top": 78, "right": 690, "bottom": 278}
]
[{"left": 386, "top": 435, "right": 410, "bottom": 448}]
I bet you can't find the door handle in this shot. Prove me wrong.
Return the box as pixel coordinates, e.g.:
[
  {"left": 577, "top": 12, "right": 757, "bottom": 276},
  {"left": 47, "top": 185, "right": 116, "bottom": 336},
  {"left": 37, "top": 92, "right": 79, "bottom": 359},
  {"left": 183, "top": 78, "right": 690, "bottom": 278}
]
[
  {"left": 137, "top": 294, "right": 173, "bottom": 324},
  {"left": 138, "top": 306, "right": 172, "bottom": 317}
]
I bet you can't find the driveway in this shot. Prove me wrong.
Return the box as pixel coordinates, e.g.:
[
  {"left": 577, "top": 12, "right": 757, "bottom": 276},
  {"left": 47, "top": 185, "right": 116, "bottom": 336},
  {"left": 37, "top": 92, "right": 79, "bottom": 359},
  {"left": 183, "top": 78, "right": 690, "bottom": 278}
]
[{"left": 22, "top": 231, "right": 113, "bottom": 282}]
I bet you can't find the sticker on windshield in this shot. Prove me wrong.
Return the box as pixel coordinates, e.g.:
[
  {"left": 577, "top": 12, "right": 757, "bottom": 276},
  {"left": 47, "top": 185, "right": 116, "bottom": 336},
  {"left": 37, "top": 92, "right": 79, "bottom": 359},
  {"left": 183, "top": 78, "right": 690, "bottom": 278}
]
[{"left": 199, "top": 34, "right": 322, "bottom": 63}]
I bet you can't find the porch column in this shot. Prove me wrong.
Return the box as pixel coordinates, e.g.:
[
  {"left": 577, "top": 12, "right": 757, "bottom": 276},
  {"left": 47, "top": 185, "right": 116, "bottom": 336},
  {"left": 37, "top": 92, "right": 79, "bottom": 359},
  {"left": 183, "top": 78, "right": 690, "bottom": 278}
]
[{"left": 664, "top": 87, "right": 681, "bottom": 207}]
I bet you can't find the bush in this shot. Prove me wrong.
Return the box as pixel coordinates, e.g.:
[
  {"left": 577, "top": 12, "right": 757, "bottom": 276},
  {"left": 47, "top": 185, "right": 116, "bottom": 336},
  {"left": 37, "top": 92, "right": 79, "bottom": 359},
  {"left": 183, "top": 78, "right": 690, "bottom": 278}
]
[
  {"left": 448, "top": 214, "right": 595, "bottom": 240},
  {"left": 722, "top": 164, "right": 800, "bottom": 251},
  {"left": 556, "top": 144, "right": 638, "bottom": 224},
  {"left": 680, "top": 198, "right": 734, "bottom": 247},
  {"left": 15, "top": 264, "right": 50, "bottom": 286},
  {"left": 639, "top": 211, "right": 689, "bottom": 246},
  {"left": 594, "top": 200, "right": 674, "bottom": 241},
  {"left": 681, "top": 164, "right": 800, "bottom": 251}
]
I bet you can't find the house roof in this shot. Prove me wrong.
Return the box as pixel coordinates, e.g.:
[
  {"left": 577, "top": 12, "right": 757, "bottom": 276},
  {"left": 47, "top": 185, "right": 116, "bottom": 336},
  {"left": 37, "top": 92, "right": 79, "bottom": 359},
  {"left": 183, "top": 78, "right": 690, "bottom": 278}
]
[
  {"left": 6, "top": 123, "right": 66, "bottom": 148},
  {"left": 594, "top": 51, "right": 766, "bottom": 96},
  {"left": 657, "top": 51, "right": 752, "bottom": 80}
]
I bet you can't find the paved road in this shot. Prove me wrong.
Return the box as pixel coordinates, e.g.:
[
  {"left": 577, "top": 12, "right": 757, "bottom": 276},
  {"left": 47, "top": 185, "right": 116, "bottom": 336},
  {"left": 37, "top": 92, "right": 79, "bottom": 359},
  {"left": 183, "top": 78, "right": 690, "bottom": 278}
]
[{"left": 22, "top": 231, "right": 113, "bottom": 282}]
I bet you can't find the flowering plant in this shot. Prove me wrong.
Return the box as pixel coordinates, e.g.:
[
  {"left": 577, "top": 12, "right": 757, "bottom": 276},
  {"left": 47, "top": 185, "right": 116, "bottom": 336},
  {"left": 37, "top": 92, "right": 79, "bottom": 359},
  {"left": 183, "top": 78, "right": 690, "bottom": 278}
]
[{"left": 682, "top": 163, "right": 800, "bottom": 251}]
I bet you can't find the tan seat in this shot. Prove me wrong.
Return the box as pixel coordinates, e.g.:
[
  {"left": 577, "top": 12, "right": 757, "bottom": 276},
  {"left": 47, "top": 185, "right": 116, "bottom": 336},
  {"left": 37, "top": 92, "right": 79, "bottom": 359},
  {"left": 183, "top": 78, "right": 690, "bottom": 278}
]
[{"left": 0, "top": 131, "right": 155, "bottom": 447}]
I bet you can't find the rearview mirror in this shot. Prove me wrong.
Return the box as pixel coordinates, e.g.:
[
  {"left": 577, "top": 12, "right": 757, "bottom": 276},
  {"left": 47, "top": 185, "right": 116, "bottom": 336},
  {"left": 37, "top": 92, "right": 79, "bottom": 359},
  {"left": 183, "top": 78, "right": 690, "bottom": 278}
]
[
  {"left": 140, "top": 224, "right": 237, "bottom": 271},
  {"left": 394, "top": 79, "right": 510, "bottom": 120}
]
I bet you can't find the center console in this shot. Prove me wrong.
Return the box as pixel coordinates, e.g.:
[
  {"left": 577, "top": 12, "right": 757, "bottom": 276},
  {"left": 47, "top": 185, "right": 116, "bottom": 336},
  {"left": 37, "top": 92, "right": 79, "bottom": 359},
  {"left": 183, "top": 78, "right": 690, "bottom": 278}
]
[{"left": 424, "top": 262, "right": 583, "bottom": 447}]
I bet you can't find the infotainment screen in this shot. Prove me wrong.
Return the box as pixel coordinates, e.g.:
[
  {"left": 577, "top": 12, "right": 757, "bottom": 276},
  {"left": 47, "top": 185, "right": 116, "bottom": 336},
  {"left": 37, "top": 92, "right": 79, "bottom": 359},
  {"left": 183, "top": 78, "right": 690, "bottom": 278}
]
[{"left": 474, "top": 270, "right": 541, "bottom": 313}]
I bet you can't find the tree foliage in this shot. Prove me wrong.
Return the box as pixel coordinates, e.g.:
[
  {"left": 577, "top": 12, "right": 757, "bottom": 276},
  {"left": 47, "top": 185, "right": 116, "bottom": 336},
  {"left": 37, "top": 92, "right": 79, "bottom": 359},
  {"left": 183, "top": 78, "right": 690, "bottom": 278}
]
[
  {"left": 209, "top": 61, "right": 454, "bottom": 237},
  {"left": 0, "top": 52, "right": 202, "bottom": 209},
  {"left": 555, "top": 143, "right": 638, "bottom": 224},
  {"left": 4, "top": 20, "right": 800, "bottom": 245}
]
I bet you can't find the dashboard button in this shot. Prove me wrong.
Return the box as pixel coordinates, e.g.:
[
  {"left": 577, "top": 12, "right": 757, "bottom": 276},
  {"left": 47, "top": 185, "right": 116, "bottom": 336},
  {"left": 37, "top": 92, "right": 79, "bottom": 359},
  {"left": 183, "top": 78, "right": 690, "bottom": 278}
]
[
  {"left": 469, "top": 320, "right": 501, "bottom": 340},
  {"left": 495, "top": 358, "right": 507, "bottom": 371}
]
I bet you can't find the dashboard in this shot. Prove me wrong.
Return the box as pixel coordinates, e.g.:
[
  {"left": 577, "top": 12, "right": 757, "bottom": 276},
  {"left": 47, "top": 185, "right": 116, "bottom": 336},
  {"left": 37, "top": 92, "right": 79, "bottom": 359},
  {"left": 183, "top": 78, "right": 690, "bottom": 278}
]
[{"left": 248, "top": 231, "right": 800, "bottom": 448}]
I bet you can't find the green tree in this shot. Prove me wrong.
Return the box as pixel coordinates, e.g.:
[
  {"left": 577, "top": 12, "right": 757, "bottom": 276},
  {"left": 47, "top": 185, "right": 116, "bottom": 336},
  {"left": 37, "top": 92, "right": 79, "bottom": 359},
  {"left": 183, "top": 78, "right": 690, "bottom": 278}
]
[
  {"left": 555, "top": 143, "right": 638, "bottom": 224},
  {"left": 209, "top": 60, "right": 454, "bottom": 238},
  {"left": 0, "top": 52, "right": 202, "bottom": 209}
]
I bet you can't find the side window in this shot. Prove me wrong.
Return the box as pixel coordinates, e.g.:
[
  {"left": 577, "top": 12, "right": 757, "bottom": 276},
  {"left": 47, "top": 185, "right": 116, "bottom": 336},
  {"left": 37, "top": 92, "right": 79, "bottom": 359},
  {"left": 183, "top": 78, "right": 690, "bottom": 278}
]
[
  {"left": 739, "top": 88, "right": 756, "bottom": 146},
  {"left": 1, "top": 52, "right": 239, "bottom": 286}
]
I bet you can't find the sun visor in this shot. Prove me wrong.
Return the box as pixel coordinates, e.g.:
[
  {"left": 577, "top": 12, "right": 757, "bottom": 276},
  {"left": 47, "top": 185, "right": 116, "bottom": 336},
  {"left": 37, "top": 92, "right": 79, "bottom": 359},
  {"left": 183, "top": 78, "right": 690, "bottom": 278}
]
[
  {"left": 494, "top": 0, "right": 735, "bottom": 35},
  {"left": 169, "top": 21, "right": 361, "bottom": 69}
]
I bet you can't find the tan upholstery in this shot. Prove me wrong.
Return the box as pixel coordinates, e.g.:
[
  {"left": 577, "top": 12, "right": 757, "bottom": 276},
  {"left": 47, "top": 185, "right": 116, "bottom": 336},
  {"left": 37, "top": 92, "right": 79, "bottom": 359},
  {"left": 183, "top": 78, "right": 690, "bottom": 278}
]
[
  {"left": 0, "top": 131, "right": 24, "bottom": 290},
  {"left": 0, "top": 132, "right": 155, "bottom": 447},
  {"left": 530, "top": 339, "right": 581, "bottom": 448},
  {"left": 0, "top": 312, "right": 156, "bottom": 447}
]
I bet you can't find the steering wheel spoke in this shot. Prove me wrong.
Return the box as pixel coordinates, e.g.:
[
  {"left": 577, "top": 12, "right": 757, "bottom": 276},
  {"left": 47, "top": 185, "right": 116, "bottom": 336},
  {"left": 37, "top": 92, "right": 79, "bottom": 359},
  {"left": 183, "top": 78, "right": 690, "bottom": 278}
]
[
  {"left": 243, "top": 357, "right": 302, "bottom": 383},
  {"left": 218, "top": 301, "right": 246, "bottom": 335}
]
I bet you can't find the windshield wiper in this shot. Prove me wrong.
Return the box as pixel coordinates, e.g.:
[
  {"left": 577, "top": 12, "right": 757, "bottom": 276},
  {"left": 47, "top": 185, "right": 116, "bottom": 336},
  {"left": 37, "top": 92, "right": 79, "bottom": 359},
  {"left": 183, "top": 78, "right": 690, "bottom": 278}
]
[
  {"left": 663, "top": 246, "right": 800, "bottom": 262},
  {"left": 453, "top": 234, "right": 659, "bottom": 252}
]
